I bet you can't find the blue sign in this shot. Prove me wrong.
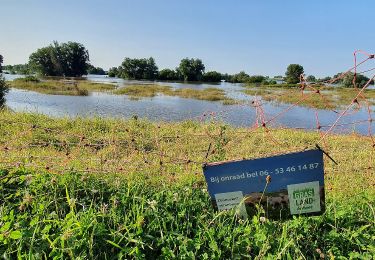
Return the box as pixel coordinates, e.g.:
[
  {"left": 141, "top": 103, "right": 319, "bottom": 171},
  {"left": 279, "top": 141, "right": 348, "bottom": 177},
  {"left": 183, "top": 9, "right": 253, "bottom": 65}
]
[{"left": 203, "top": 149, "right": 325, "bottom": 218}]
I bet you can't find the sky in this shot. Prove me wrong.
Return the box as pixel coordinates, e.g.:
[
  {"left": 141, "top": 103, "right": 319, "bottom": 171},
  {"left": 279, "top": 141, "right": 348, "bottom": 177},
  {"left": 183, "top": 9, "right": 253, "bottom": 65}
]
[{"left": 1, "top": 0, "right": 374, "bottom": 77}]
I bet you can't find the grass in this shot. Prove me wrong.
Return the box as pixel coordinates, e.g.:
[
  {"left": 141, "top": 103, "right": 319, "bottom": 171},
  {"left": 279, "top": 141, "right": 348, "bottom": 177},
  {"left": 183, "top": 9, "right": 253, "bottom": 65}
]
[
  {"left": 9, "top": 78, "right": 117, "bottom": 96},
  {"left": 113, "top": 84, "right": 173, "bottom": 97},
  {"left": 114, "top": 85, "right": 237, "bottom": 104},
  {"left": 0, "top": 110, "right": 374, "bottom": 258},
  {"left": 243, "top": 84, "right": 375, "bottom": 110}
]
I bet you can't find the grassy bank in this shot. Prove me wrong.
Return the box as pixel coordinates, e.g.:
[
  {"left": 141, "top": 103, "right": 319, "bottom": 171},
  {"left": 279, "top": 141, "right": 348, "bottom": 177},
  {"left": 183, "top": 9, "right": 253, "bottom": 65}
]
[
  {"left": 114, "top": 85, "right": 237, "bottom": 104},
  {"left": 243, "top": 84, "right": 375, "bottom": 109},
  {"left": 9, "top": 78, "right": 117, "bottom": 96},
  {"left": 0, "top": 111, "right": 374, "bottom": 258}
]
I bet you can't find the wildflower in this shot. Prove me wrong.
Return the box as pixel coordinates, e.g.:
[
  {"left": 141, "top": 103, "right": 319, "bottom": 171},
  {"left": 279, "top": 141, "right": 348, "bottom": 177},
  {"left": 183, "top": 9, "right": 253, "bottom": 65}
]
[
  {"left": 259, "top": 216, "right": 267, "bottom": 223},
  {"left": 173, "top": 192, "right": 179, "bottom": 202},
  {"left": 68, "top": 198, "right": 76, "bottom": 207},
  {"left": 147, "top": 200, "right": 157, "bottom": 211},
  {"left": 316, "top": 248, "right": 325, "bottom": 259}
]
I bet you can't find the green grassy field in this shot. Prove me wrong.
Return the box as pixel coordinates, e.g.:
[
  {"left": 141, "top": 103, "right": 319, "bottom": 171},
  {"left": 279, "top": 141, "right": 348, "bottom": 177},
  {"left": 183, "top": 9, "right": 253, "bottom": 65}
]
[{"left": 0, "top": 111, "right": 374, "bottom": 259}]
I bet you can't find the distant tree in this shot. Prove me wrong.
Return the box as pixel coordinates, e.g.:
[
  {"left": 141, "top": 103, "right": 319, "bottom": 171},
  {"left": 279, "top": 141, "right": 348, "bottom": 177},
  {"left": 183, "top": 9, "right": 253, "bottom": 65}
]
[
  {"left": 202, "top": 71, "right": 222, "bottom": 82},
  {"left": 108, "top": 67, "right": 119, "bottom": 77},
  {"left": 263, "top": 79, "right": 277, "bottom": 85},
  {"left": 230, "top": 71, "right": 250, "bottom": 83},
  {"left": 341, "top": 72, "right": 372, "bottom": 88},
  {"left": 87, "top": 65, "right": 106, "bottom": 75},
  {"left": 119, "top": 57, "right": 158, "bottom": 80},
  {"left": 318, "top": 76, "right": 331, "bottom": 82},
  {"left": 3, "top": 64, "right": 32, "bottom": 75},
  {"left": 221, "top": 73, "right": 233, "bottom": 82},
  {"left": 306, "top": 75, "right": 316, "bottom": 82},
  {"left": 177, "top": 58, "right": 205, "bottom": 81},
  {"left": 247, "top": 75, "right": 266, "bottom": 84},
  {"left": 285, "top": 64, "right": 304, "bottom": 84},
  {"left": 29, "top": 41, "right": 90, "bottom": 77},
  {"left": 158, "top": 69, "right": 179, "bottom": 81},
  {"left": 274, "top": 75, "right": 283, "bottom": 79},
  {"left": 0, "top": 55, "right": 9, "bottom": 108}
]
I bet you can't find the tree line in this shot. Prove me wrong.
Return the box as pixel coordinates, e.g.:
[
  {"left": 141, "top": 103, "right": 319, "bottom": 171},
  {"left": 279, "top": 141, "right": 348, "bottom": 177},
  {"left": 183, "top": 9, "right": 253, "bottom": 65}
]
[{"left": 1, "top": 41, "right": 373, "bottom": 87}]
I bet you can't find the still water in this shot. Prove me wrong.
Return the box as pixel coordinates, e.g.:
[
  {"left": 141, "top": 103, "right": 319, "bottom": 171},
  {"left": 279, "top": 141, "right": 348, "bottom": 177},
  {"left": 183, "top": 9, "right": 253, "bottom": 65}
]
[{"left": 4, "top": 75, "right": 374, "bottom": 135}]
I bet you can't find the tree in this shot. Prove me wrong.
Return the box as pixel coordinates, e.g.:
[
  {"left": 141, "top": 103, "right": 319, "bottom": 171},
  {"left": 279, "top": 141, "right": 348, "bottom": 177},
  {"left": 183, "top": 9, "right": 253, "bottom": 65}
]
[
  {"left": 158, "top": 69, "right": 179, "bottom": 81},
  {"left": 318, "top": 76, "right": 331, "bottom": 82},
  {"left": 108, "top": 67, "right": 119, "bottom": 77},
  {"left": 3, "top": 64, "right": 31, "bottom": 75},
  {"left": 87, "top": 65, "right": 106, "bottom": 75},
  {"left": 29, "top": 41, "right": 90, "bottom": 77},
  {"left": 119, "top": 57, "right": 158, "bottom": 80},
  {"left": 0, "top": 55, "right": 3, "bottom": 73},
  {"left": 247, "top": 75, "right": 266, "bottom": 84},
  {"left": 306, "top": 75, "right": 316, "bottom": 82},
  {"left": 285, "top": 64, "right": 304, "bottom": 84},
  {"left": 229, "top": 71, "right": 250, "bottom": 83},
  {"left": 202, "top": 71, "right": 222, "bottom": 82},
  {"left": 341, "top": 72, "right": 372, "bottom": 88},
  {"left": 0, "top": 54, "right": 9, "bottom": 108},
  {"left": 177, "top": 58, "right": 205, "bottom": 81}
]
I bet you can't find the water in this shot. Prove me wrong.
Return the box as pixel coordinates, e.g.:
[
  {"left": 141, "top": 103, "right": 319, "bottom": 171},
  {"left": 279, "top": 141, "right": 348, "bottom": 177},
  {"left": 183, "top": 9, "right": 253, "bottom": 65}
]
[{"left": 4, "top": 74, "right": 374, "bottom": 135}]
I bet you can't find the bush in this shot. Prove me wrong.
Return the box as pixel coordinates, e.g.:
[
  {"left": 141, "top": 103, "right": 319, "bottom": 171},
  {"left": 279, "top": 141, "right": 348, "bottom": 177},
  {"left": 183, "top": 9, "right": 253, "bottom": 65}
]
[
  {"left": 0, "top": 76, "right": 9, "bottom": 108},
  {"left": 13, "top": 76, "right": 40, "bottom": 83}
]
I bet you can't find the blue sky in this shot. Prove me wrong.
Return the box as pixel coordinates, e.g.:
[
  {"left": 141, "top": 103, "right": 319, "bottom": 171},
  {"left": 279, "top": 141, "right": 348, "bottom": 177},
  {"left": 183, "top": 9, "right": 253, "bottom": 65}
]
[{"left": 1, "top": 0, "right": 374, "bottom": 77}]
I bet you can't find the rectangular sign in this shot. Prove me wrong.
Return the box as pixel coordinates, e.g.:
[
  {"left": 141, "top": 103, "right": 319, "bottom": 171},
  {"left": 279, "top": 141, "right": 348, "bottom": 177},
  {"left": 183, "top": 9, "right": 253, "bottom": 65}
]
[{"left": 203, "top": 149, "right": 325, "bottom": 219}]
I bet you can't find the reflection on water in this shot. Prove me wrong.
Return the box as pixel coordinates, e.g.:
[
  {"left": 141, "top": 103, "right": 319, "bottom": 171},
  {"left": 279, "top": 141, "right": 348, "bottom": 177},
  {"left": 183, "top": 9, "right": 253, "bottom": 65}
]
[
  {"left": 3, "top": 74, "right": 374, "bottom": 135},
  {"left": 5, "top": 87, "right": 374, "bottom": 135}
]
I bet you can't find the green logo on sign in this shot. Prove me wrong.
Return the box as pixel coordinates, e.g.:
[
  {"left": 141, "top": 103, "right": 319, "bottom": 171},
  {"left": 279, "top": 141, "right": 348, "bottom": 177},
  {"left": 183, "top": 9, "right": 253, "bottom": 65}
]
[{"left": 287, "top": 181, "right": 321, "bottom": 214}]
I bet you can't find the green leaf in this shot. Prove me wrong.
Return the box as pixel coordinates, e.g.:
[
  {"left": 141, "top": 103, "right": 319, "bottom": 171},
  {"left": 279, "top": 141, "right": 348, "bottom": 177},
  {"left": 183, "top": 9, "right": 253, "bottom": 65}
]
[{"left": 9, "top": 230, "right": 22, "bottom": 239}]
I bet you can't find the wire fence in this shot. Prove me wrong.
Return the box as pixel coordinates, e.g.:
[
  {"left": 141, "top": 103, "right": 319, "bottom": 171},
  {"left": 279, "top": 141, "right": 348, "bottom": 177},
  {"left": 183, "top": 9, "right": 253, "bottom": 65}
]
[{"left": 1, "top": 50, "right": 374, "bottom": 176}]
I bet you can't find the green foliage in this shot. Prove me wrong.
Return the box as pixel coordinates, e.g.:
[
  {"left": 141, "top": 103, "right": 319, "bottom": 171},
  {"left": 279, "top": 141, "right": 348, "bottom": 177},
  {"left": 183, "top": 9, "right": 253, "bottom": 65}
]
[
  {"left": 29, "top": 41, "right": 90, "bottom": 77},
  {"left": 0, "top": 55, "right": 9, "bottom": 107},
  {"left": 158, "top": 68, "right": 179, "bottom": 81},
  {"left": 262, "top": 79, "right": 277, "bottom": 85},
  {"left": 2, "top": 64, "right": 31, "bottom": 75},
  {"left": 202, "top": 71, "right": 222, "bottom": 82},
  {"left": 285, "top": 64, "right": 304, "bottom": 84},
  {"left": 13, "top": 75, "right": 40, "bottom": 83},
  {"left": 319, "top": 76, "right": 332, "bottom": 82},
  {"left": 0, "top": 54, "right": 3, "bottom": 73},
  {"left": 87, "top": 65, "right": 106, "bottom": 75},
  {"left": 339, "top": 72, "right": 372, "bottom": 88},
  {"left": 119, "top": 57, "right": 158, "bottom": 80},
  {"left": 228, "top": 71, "right": 250, "bottom": 83},
  {"left": 177, "top": 58, "right": 205, "bottom": 81},
  {"left": 306, "top": 75, "right": 316, "bottom": 82},
  {"left": 247, "top": 75, "right": 266, "bottom": 84},
  {"left": 108, "top": 67, "right": 120, "bottom": 77}
]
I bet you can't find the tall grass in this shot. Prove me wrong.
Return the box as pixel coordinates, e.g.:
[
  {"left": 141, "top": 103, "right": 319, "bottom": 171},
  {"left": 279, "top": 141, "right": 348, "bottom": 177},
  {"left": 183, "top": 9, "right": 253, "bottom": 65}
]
[
  {"left": 114, "top": 85, "right": 236, "bottom": 104},
  {"left": 9, "top": 79, "right": 116, "bottom": 96},
  {"left": 243, "top": 85, "right": 375, "bottom": 109},
  {"left": 0, "top": 111, "right": 374, "bottom": 258}
]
